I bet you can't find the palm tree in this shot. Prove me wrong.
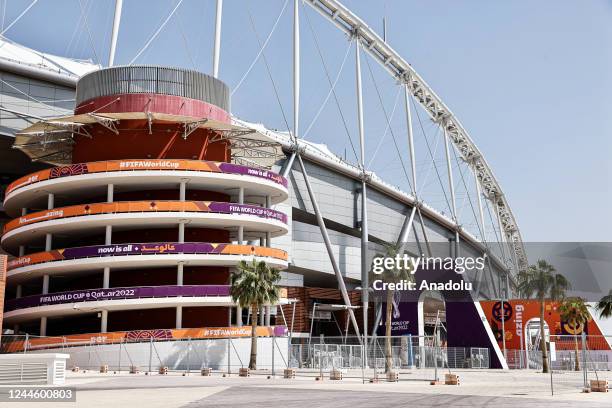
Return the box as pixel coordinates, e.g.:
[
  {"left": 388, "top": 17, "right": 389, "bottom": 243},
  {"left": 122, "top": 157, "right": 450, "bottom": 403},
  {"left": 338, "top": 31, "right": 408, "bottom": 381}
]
[
  {"left": 596, "top": 289, "right": 612, "bottom": 319},
  {"left": 517, "top": 259, "right": 570, "bottom": 373},
  {"left": 371, "top": 243, "right": 414, "bottom": 373},
  {"left": 230, "top": 259, "right": 281, "bottom": 370},
  {"left": 559, "top": 297, "right": 591, "bottom": 371}
]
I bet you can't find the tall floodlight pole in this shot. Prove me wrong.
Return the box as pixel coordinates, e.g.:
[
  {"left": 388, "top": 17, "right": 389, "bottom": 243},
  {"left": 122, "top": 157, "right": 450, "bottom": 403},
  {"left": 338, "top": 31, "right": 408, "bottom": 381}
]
[
  {"left": 108, "top": 0, "right": 123, "bottom": 66},
  {"left": 355, "top": 36, "right": 369, "bottom": 362},
  {"left": 212, "top": 0, "right": 223, "bottom": 78}
]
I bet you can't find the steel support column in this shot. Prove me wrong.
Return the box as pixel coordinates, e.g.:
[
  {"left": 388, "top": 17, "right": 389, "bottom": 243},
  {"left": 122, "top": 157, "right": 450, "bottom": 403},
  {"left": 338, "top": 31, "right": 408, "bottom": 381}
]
[
  {"left": 212, "top": 0, "right": 223, "bottom": 78},
  {"left": 355, "top": 37, "right": 369, "bottom": 358},
  {"left": 296, "top": 154, "right": 361, "bottom": 337},
  {"left": 108, "top": 0, "right": 123, "bottom": 67}
]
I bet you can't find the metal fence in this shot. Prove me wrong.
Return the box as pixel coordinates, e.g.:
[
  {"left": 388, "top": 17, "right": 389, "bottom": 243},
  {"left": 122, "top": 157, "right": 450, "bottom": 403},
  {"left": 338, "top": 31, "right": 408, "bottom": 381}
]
[
  {"left": 1, "top": 334, "right": 289, "bottom": 375},
  {"left": 2, "top": 332, "right": 610, "bottom": 391}
]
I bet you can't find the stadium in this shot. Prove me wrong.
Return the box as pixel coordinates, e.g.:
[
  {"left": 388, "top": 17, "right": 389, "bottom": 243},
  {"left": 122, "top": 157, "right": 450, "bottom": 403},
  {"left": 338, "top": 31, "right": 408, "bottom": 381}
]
[{"left": 0, "top": 0, "right": 608, "bottom": 374}]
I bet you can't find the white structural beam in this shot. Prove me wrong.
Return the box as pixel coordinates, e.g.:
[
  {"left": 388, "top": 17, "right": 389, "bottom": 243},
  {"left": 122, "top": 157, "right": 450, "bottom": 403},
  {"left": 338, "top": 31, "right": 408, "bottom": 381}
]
[
  {"left": 303, "top": 0, "right": 526, "bottom": 272},
  {"left": 404, "top": 85, "right": 417, "bottom": 196},
  {"left": 442, "top": 124, "right": 460, "bottom": 253},
  {"left": 293, "top": 0, "right": 300, "bottom": 141},
  {"left": 296, "top": 155, "right": 361, "bottom": 337},
  {"left": 354, "top": 40, "right": 369, "bottom": 352},
  {"left": 108, "top": 0, "right": 123, "bottom": 67},
  {"left": 212, "top": 0, "right": 223, "bottom": 78}
]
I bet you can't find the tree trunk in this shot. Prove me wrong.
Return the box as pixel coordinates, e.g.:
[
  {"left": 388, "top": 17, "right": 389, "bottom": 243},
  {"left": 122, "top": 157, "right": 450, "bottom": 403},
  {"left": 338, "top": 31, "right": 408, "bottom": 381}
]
[
  {"left": 385, "top": 290, "right": 393, "bottom": 373},
  {"left": 249, "top": 304, "right": 258, "bottom": 370},
  {"left": 539, "top": 300, "right": 549, "bottom": 373},
  {"left": 573, "top": 322, "right": 580, "bottom": 371}
]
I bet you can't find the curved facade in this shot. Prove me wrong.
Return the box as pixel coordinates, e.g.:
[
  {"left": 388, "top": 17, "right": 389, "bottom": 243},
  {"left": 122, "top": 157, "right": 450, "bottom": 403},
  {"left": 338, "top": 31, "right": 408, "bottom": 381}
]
[
  {"left": 2, "top": 67, "right": 289, "bottom": 336},
  {"left": 1, "top": 65, "right": 512, "bottom": 350}
]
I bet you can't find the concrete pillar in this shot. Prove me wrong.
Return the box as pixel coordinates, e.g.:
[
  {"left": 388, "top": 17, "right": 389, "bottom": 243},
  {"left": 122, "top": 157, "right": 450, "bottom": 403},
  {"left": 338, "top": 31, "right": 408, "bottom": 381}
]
[
  {"left": 265, "top": 306, "right": 271, "bottom": 326},
  {"left": 179, "top": 180, "right": 187, "bottom": 201},
  {"left": 238, "top": 226, "right": 244, "bottom": 244},
  {"left": 238, "top": 187, "right": 245, "bottom": 244},
  {"left": 107, "top": 184, "right": 114, "bottom": 202},
  {"left": 177, "top": 262, "right": 184, "bottom": 285},
  {"left": 40, "top": 194, "right": 54, "bottom": 339},
  {"left": 103, "top": 267, "right": 110, "bottom": 288},
  {"left": 45, "top": 234, "right": 52, "bottom": 251},
  {"left": 18, "top": 246, "right": 25, "bottom": 257},
  {"left": 175, "top": 306, "right": 182, "bottom": 329},
  {"left": 265, "top": 232, "right": 271, "bottom": 248},
  {"left": 176, "top": 260, "right": 183, "bottom": 328},
  {"left": 105, "top": 225, "right": 112, "bottom": 245},
  {"left": 16, "top": 285, "right": 22, "bottom": 298},
  {"left": 178, "top": 222, "right": 185, "bottom": 243},
  {"left": 40, "top": 317, "right": 47, "bottom": 337},
  {"left": 21, "top": 208, "right": 27, "bottom": 216},
  {"left": 100, "top": 310, "right": 108, "bottom": 333},
  {"left": 42, "top": 274, "right": 49, "bottom": 294}
]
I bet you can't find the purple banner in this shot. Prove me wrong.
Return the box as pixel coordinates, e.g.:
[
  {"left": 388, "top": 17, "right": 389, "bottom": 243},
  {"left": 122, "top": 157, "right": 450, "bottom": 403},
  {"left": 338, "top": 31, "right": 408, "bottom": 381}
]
[
  {"left": 209, "top": 202, "right": 287, "bottom": 223},
  {"left": 60, "top": 242, "right": 230, "bottom": 259},
  {"left": 5, "top": 285, "right": 230, "bottom": 312},
  {"left": 218, "top": 163, "right": 288, "bottom": 188}
]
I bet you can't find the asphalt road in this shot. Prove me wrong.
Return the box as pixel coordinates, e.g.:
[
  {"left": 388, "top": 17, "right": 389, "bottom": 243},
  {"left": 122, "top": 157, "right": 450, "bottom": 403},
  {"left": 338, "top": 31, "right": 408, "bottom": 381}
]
[{"left": 183, "top": 386, "right": 610, "bottom": 408}]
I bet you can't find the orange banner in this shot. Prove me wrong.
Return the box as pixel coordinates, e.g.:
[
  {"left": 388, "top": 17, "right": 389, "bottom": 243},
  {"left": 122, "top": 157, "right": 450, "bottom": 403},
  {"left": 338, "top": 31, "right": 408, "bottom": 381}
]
[
  {"left": 3, "top": 200, "right": 287, "bottom": 234},
  {"left": 1, "top": 326, "right": 288, "bottom": 353},
  {"left": 6, "top": 159, "right": 287, "bottom": 196}
]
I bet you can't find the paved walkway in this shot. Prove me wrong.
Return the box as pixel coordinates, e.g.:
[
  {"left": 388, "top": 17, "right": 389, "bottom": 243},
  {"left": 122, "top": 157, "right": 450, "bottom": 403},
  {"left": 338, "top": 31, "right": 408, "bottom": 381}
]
[{"left": 1, "top": 369, "right": 609, "bottom": 407}]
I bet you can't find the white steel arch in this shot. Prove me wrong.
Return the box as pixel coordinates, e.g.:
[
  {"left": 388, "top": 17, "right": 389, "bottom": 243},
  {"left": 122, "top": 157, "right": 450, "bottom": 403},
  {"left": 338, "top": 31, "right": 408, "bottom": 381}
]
[{"left": 303, "top": 0, "right": 527, "bottom": 272}]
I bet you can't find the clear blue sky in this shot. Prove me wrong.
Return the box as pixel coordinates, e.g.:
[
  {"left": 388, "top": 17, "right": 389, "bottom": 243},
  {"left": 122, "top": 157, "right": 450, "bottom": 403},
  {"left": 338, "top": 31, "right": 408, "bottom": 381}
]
[{"left": 3, "top": 0, "right": 611, "bottom": 241}]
